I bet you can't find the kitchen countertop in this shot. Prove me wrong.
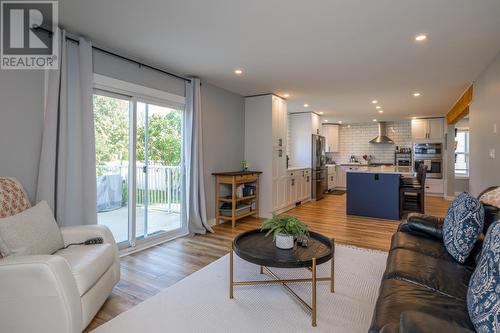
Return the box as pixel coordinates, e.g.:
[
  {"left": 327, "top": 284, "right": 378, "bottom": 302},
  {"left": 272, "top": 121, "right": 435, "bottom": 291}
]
[
  {"left": 343, "top": 165, "right": 414, "bottom": 175},
  {"left": 287, "top": 166, "right": 310, "bottom": 171}
]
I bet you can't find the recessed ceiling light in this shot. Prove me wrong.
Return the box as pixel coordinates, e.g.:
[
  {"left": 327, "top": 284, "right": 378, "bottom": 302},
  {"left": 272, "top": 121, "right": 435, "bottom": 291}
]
[
  {"left": 234, "top": 69, "right": 243, "bottom": 75},
  {"left": 324, "top": 119, "right": 329, "bottom": 122},
  {"left": 304, "top": 104, "right": 309, "bottom": 107},
  {"left": 376, "top": 106, "right": 381, "bottom": 109},
  {"left": 413, "top": 92, "right": 421, "bottom": 97},
  {"left": 338, "top": 121, "right": 342, "bottom": 124},
  {"left": 283, "top": 93, "right": 289, "bottom": 98},
  {"left": 415, "top": 34, "right": 427, "bottom": 42},
  {"left": 373, "top": 119, "right": 377, "bottom": 122},
  {"left": 371, "top": 100, "right": 378, "bottom": 104},
  {"left": 378, "top": 110, "right": 384, "bottom": 114},
  {"left": 412, "top": 117, "right": 418, "bottom": 120},
  {"left": 318, "top": 111, "right": 324, "bottom": 115}
]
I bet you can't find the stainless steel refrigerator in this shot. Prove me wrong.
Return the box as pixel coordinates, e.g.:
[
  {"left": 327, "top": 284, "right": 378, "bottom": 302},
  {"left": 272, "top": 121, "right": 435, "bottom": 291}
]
[{"left": 311, "top": 134, "right": 327, "bottom": 200}]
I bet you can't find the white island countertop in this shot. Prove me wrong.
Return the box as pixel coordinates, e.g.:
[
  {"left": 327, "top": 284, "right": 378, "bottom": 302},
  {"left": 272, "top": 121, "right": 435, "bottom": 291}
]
[
  {"left": 343, "top": 165, "right": 414, "bottom": 176},
  {"left": 287, "top": 166, "right": 310, "bottom": 171}
]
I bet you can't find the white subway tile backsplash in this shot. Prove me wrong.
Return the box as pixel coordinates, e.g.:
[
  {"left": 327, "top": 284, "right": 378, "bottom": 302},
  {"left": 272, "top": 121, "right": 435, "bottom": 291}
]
[{"left": 327, "top": 121, "right": 411, "bottom": 164}]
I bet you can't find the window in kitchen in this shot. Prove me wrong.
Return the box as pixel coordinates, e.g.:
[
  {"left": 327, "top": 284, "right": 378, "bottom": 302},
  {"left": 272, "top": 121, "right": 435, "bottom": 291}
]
[{"left": 455, "top": 129, "right": 469, "bottom": 177}]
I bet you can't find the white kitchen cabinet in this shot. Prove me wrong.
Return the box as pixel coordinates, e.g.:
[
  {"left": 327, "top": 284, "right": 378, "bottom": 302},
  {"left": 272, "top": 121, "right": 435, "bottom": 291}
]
[
  {"left": 424, "top": 178, "right": 444, "bottom": 195},
  {"left": 285, "top": 169, "right": 311, "bottom": 206},
  {"left": 428, "top": 118, "right": 444, "bottom": 140},
  {"left": 335, "top": 165, "right": 347, "bottom": 189},
  {"left": 289, "top": 112, "right": 322, "bottom": 168},
  {"left": 298, "top": 169, "right": 311, "bottom": 201},
  {"left": 245, "top": 94, "right": 288, "bottom": 217},
  {"left": 411, "top": 118, "right": 444, "bottom": 141},
  {"left": 323, "top": 124, "right": 340, "bottom": 153},
  {"left": 327, "top": 165, "right": 336, "bottom": 190},
  {"left": 311, "top": 113, "right": 321, "bottom": 135}
]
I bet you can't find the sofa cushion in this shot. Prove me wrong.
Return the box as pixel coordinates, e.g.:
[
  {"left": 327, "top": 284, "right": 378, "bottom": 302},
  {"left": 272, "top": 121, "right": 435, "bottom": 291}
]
[
  {"left": 56, "top": 243, "right": 115, "bottom": 296},
  {"left": 443, "top": 192, "right": 484, "bottom": 263},
  {"left": 383, "top": 248, "right": 472, "bottom": 300},
  {"left": 0, "top": 177, "right": 31, "bottom": 218},
  {"left": 479, "top": 186, "right": 500, "bottom": 208},
  {"left": 369, "top": 279, "right": 474, "bottom": 333},
  {"left": 391, "top": 231, "right": 479, "bottom": 268},
  {"left": 467, "top": 221, "right": 500, "bottom": 333},
  {"left": 399, "top": 311, "right": 476, "bottom": 333},
  {"left": 390, "top": 232, "right": 450, "bottom": 261},
  {"left": 0, "top": 201, "right": 64, "bottom": 257}
]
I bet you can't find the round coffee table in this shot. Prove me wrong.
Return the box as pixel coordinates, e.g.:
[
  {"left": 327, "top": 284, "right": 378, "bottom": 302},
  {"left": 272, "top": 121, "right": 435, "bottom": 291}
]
[{"left": 229, "top": 229, "right": 335, "bottom": 327}]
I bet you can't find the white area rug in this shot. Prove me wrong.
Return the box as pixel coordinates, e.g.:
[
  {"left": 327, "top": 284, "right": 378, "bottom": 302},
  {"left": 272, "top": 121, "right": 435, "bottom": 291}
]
[{"left": 94, "top": 245, "right": 388, "bottom": 333}]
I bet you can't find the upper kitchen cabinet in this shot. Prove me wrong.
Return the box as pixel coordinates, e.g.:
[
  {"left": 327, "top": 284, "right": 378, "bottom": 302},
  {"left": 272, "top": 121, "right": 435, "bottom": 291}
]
[
  {"left": 322, "top": 124, "right": 340, "bottom": 153},
  {"left": 411, "top": 118, "right": 444, "bottom": 141},
  {"left": 245, "top": 94, "right": 288, "bottom": 218},
  {"left": 289, "top": 112, "right": 321, "bottom": 168}
]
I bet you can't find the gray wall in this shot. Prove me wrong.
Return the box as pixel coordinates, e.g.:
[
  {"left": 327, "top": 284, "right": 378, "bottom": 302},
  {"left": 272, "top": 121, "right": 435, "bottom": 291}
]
[
  {"left": 93, "top": 49, "right": 185, "bottom": 97},
  {"left": 469, "top": 51, "right": 500, "bottom": 196},
  {"left": 201, "top": 82, "right": 245, "bottom": 221},
  {"left": 455, "top": 178, "right": 469, "bottom": 193},
  {"left": 0, "top": 71, "right": 45, "bottom": 202}
]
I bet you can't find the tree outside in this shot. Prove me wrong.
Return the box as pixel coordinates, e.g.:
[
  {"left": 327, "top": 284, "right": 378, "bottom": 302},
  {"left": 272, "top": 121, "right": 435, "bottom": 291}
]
[{"left": 94, "top": 95, "right": 183, "bottom": 172}]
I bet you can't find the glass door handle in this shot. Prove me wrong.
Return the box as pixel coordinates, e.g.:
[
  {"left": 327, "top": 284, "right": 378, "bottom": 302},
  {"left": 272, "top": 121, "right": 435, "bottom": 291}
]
[{"left": 142, "top": 166, "right": 147, "bottom": 173}]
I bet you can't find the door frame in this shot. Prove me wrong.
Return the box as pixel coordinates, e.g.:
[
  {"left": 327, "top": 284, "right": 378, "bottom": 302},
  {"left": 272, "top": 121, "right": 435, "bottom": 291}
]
[{"left": 93, "top": 74, "right": 188, "bottom": 252}]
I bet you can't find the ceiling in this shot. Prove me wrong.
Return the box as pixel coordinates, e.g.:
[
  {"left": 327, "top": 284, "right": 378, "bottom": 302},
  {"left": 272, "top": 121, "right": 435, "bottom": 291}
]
[{"left": 59, "top": 0, "right": 500, "bottom": 123}]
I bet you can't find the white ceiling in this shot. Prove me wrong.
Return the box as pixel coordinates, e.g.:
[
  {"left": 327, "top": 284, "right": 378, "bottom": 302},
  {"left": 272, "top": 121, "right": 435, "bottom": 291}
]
[{"left": 59, "top": 0, "right": 500, "bottom": 123}]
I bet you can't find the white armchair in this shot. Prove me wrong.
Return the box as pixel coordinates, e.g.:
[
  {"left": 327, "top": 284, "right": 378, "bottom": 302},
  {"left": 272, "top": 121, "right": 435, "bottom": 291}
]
[{"left": 0, "top": 225, "right": 120, "bottom": 333}]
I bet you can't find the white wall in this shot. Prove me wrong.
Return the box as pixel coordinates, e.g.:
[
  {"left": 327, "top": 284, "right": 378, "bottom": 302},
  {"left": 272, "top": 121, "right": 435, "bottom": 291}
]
[
  {"left": 469, "top": 50, "right": 500, "bottom": 196},
  {"left": 328, "top": 121, "right": 412, "bottom": 164},
  {"left": 0, "top": 71, "right": 45, "bottom": 202},
  {"left": 201, "top": 82, "right": 245, "bottom": 221}
]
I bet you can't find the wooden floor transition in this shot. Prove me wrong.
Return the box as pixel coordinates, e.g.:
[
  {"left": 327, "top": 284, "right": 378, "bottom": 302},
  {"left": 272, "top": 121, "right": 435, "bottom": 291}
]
[{"left": 86, "top": 194, "right": 450, "bottom": 331}]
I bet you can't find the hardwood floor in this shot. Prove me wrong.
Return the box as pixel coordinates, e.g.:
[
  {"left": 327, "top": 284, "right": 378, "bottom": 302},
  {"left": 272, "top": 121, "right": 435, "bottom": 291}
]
[{"left": 85, "top": 194, "right": 450, "bottom": 331}]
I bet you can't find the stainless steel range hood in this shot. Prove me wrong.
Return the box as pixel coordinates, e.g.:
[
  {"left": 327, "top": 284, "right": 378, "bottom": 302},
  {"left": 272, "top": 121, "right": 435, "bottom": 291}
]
[{"left": 370, "top": 122, "right": 394, "bottom": 144}]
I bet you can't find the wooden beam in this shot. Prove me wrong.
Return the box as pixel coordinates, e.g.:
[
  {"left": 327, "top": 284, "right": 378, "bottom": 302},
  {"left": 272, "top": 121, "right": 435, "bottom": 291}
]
[{"left": 447, "top": 85, "right": 473, "bottom": 124}]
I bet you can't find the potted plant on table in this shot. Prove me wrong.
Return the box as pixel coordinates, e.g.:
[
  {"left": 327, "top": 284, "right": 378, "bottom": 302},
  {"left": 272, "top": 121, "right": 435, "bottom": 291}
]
[{"left": 261, "top": 214, "right": 310, "bottom": 250}]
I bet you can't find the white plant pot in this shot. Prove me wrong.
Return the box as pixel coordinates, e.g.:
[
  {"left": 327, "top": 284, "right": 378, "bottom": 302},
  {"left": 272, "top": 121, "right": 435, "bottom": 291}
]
[{"left": 275, "top": 234, "right": 295, "bottom": 249}]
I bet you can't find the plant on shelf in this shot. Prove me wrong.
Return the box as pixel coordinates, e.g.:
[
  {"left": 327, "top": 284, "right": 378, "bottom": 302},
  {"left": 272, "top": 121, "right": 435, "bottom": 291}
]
[
  {"left": 241, "top": 160, "right": 248, "bottom": 171},
  {"left": 261, "top": 214, "right": 310, "bottom": 249}
]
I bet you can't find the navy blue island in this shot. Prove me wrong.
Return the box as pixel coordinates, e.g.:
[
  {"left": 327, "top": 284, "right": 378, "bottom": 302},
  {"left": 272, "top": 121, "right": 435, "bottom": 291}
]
[{"left": 345, "top": 165, "right": 413, "bottom": 220}]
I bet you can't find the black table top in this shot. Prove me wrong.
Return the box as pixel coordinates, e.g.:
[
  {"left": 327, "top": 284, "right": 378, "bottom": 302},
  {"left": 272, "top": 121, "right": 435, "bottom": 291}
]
[{"left": 233, "top": 229, "right": 334, "bottom": 268}]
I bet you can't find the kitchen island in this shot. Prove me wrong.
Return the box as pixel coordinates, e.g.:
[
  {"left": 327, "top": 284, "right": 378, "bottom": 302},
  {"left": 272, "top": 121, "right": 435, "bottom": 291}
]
[{"left": 345, "top": 166, "right": 413, "bottom": 220}]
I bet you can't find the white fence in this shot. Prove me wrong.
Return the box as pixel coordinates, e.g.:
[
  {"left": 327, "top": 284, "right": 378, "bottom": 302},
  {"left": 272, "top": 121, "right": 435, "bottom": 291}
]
[{"left": 98, "top": 163, "right": 182, "bottom": 213}]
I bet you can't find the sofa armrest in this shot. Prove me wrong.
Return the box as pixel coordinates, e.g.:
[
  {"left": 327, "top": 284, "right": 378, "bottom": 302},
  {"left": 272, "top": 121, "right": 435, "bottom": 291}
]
[
  {"left": 403, "top": 213, "right": 444, "bottom": 240},
  {"left": 0, "top": 255, "right": 82, "bottom": 333},
  {"left": 60, "top": 224, "right": 116, "bottom": 247},
  {"left": 60, "top": 224, "right": 120, "bottom": 282},
  {"left": 400, "top": 311, "right": 475, "bottom": 333}
]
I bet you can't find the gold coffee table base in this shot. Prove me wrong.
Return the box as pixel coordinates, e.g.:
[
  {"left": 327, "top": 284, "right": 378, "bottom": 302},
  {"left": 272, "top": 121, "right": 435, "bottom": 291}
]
[{"left": 229, "top": 241, "right": 335, "bottom": 327}]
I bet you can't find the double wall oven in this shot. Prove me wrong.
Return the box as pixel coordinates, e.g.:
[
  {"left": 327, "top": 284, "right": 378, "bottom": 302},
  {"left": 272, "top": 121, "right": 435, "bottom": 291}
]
[{"left": 413, "top": 143, "right": 443, "bottom": 179}]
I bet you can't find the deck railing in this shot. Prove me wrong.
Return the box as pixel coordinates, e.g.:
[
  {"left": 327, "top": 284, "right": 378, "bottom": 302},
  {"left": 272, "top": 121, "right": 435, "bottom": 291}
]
[{"left": 97, "top": 163, "right": 182, "bottom": 213}]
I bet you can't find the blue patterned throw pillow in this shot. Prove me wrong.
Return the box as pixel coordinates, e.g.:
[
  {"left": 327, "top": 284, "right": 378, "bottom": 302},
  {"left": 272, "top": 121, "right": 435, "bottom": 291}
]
[
  {"left": 467, "top": 221, "right": 500, "bottom": 333},
  {"left": 443, "top": 192, "right": 485, "bottom": 263}
]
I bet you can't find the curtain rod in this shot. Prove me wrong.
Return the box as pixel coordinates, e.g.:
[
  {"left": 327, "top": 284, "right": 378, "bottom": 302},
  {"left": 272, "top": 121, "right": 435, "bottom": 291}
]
[{"left": 35, "top": 27, "right": 191, "bottom": 82}]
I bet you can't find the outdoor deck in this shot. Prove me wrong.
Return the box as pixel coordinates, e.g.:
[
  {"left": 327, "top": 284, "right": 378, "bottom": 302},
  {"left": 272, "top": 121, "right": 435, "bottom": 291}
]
[{"left": 98, "top": 205, "right": 181, "bottom": 243}]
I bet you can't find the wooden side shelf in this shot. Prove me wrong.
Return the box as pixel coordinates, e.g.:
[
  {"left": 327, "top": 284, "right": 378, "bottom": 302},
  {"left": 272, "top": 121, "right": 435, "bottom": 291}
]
[{"left": 212, "top": 171, "right": 261, "bottom": 227}]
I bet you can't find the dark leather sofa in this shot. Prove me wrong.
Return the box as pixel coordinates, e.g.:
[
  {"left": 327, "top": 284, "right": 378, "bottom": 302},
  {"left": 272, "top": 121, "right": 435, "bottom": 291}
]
[{"left": 369, "top": 187, "right": 500, "bottom": 333}]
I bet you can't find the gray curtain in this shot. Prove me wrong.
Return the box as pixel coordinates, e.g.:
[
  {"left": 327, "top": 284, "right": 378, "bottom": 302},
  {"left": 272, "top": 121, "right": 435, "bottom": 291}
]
[
  {"left": 36, "top": 29, "right": 96, "bottom": 227},
  {"left": 184, "top": 79, "right": 212, "bottom": 234}
]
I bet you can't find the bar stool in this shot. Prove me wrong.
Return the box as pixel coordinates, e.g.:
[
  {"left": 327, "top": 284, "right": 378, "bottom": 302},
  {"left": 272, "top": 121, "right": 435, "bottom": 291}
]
[{"left": 399, "top": 166, "right": 427, "bottom": 218}]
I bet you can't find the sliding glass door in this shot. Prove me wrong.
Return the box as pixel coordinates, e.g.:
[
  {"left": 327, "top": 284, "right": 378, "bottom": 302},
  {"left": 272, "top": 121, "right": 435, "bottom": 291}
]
[
  {"left": 94, "top": 93, "right": 131, "bottom": 244},
  {"left": 135, "top": 101, "right": 183, "bottom": 239},
  {"left": 94, "top": 91, "right": 185, "bottom": 249}
]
